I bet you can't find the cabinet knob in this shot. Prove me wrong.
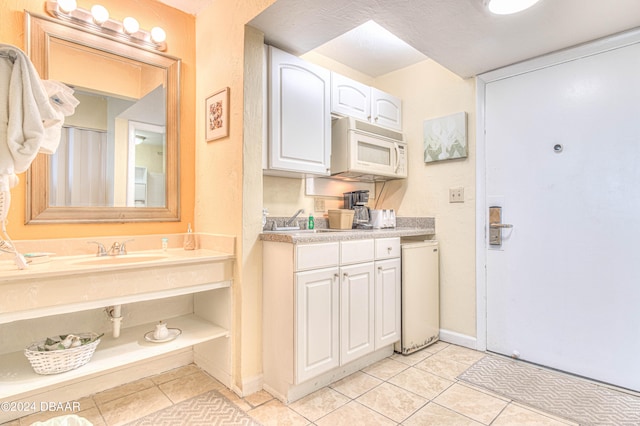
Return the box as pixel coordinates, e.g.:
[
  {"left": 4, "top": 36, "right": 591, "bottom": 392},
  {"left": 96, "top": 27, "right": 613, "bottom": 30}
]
[
  {"left": 377, "top": 266, "right": 383, "bottom": 272},
  {"left": 387, "top": 247, "right": 392, "bottom": 253}
]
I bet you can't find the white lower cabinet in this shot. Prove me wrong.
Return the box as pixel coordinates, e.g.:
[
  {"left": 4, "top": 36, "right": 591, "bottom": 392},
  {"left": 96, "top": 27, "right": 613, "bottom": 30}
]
[
  {"left": 340, "top": 262, "right": 375, "bottom": 365},
  {"left": 295, "top": 267, "right": 340, "bottom": 383},
  {"left": 263, "top": 237, "right": 400, "bottom": 403},
  {"left": 375, "top": 258, "right": 401, "bottom": 349}
]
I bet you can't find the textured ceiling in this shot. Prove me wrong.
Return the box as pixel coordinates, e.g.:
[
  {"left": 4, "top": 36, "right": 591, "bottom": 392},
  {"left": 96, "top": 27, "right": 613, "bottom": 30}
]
[
  {"left": 160, "top": 0, "right": 640, "bottom": 78},
  {"left": 248, "top": 0, "right": 640, "bottom": 78}
]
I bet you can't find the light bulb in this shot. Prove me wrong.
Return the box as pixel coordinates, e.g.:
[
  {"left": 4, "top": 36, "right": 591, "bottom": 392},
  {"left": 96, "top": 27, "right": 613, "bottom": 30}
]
[
  {"left": 487, "top": 0, "right": 540, "bottom": 15},
  {"left": 150, "top": 27, "right": 166, "bottom": 43},
  {"left": 57, "top": 0, "right": 77, "bottom": 13},
  {"left": 90, "top": 5, "right": 109, "bottom": 25},
  {"left": 122, "top": 17, "right": 140, "bottom": 34}
]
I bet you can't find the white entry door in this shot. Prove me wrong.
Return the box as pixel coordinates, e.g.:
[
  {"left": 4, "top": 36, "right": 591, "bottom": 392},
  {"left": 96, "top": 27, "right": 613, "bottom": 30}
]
[{"left": 485, "top": 39, "right": 640, "bottom": 391}]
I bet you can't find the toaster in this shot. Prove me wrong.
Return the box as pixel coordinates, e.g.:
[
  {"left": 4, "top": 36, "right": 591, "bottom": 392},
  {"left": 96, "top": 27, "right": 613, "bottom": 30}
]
[{"left": 369, "top": 209, "right": 396, "bottom": 229}]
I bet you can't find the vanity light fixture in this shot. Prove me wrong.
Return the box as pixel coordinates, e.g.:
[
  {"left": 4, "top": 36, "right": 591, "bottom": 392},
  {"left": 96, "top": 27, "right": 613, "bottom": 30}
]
[
  {"left": 57, "top": 0, "right": 77, "bottom": 13},
  {"left": 150, "top": 27, "right": 167, "bottom": 43},
  {"left": 90, "top": 4, "right": 109, "bottom": 25},
  {"left": 485, "top": 0, "right": 541, "bottom": 15},
  {"left": 44, "top": 0, "right": 167, "bottom": 51},
  {"left": 122, "top": 16, "right": 140, "bottom": 35}
]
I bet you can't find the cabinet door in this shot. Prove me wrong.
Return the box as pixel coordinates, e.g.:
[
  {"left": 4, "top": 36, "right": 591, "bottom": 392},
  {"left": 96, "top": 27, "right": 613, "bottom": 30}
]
[
  {"left": 371, "top": 87, "right": 402, "bottom": 131},
  {"left": 331, "top": 73, "right": 371, "bottom": 121},
  {"left": 375, "top": 258, "right": 401, "bottom": 349},
  {"left": 340, "top": 262, "right": 375, "bottom": 364},
  {"left": 296, "top": 267, "right": 340, "bottom": 383},
  {"left": 268, "top": 46, "right": 331, "bottom": 175}
]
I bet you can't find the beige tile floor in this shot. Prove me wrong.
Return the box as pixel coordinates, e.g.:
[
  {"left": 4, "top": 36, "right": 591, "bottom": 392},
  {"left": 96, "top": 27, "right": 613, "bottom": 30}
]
[{"left": 8, "top": 342, "right": 579, "bottom": 426}]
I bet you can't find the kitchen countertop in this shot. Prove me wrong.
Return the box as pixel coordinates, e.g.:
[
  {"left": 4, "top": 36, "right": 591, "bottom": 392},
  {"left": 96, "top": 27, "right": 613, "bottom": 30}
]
[{"left": 260, "top": 226, "right": 435, "bottom": 244}]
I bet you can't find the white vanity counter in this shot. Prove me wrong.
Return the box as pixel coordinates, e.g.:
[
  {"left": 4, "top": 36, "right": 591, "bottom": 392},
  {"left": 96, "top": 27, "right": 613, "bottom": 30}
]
[
  {"left": 0, "top": 234, "right": 235, "bottom": 322},
  {"left": 0, "top": 247, "right": 232, "bottom": 282},
  {"left": 0, "top": 233, "right": 235, "bottom": 421}
]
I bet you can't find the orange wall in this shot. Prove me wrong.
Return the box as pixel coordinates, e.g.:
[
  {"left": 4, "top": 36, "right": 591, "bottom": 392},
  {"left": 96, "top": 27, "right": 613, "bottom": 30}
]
[{"left": 0, "top": 0, "right": 195, "bottom": 239}]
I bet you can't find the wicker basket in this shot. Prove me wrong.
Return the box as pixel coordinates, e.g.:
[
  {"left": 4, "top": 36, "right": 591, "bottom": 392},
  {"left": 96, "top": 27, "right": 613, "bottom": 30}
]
[{"left": 24, "top": 333, "right": 101, "bottom": 375}]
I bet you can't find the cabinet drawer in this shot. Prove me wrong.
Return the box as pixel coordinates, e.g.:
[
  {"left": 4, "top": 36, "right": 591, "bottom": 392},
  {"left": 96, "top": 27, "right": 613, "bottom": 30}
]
[
  {"left": 340, "top": 239, "right": 374, "bottom": 264},
  {"left": 296, "top": 242, "right": 339, "bottom": 271},
  {"left": 375, "top": 237, "right": 401, "bottom": 259}
]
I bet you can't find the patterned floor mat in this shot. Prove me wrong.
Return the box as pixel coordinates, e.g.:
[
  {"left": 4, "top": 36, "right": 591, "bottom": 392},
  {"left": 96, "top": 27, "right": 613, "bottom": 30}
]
[
  {"left": 458, "top": 355, "right": 640, "bottom": 426},
  {"left": 124, "top": 390, "right": 262, "bottom": 426}
]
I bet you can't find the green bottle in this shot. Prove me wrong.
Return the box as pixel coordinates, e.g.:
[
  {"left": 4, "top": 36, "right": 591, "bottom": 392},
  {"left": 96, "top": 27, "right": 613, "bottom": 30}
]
[{"left": 308, "top": 214, "right": 315, "bottom": 230}]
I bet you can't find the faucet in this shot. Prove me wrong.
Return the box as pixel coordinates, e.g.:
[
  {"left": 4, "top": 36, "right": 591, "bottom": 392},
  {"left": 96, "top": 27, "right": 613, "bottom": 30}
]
[
  {"left": 284, "top": 209, "right": 305, "bottom": 227},
  {"left": 107, "top": 239, "right": 133, "bottom": 256},
  {"left": 88, "top": 239, "right": 133, "bottom": 257},
  {"left": 88, "top": 241, "right": 107, "bottom": 257}
]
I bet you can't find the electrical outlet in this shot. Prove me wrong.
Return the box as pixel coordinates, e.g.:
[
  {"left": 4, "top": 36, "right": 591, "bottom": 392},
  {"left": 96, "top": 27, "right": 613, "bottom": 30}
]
[
  {"left": 449, "top": 187, "right": 464, "bottom": 203},
  {"left": 314, "top": 197, "right": 326, "bottom": 212}
]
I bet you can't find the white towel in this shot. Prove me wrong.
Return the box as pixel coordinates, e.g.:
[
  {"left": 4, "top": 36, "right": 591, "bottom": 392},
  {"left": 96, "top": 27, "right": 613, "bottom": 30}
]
[
  {"left": 0, "top": 44, "right": 78, "bottom": 188},
  {"left": 41, "top": 80, "right": 80, "bottom": 154}
]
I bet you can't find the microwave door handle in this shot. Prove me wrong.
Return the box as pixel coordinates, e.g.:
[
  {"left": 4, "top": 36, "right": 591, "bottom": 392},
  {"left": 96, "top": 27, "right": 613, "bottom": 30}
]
[{"left": 393, "top": 143, "right": 400, "bottom": 172}]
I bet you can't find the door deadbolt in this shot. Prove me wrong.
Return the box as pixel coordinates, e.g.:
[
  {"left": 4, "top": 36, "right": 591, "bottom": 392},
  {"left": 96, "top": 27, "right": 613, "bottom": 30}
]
[{"left": 489, "top": 206, "right": 513, "bottom": 246}]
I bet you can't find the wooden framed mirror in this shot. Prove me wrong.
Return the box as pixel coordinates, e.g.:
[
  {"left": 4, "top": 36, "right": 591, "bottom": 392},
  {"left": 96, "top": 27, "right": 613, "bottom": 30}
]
[{"left": 25, "top": 12, "right": 180, "bottom": 223}]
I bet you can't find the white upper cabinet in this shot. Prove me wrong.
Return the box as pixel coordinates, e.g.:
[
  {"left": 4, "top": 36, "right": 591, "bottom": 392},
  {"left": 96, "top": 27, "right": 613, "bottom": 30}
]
[
  {"left": 330, "top": 72, "right": 403, "bottom": 131},
  {"left": 266, "top": 46, "right": 331, "bottom": 176},
  {"left": 371, "top": 88, "right": 402, "bottom": 131},
  {"left": 331, "top": 73, "right": 371, "bottom": 122}
]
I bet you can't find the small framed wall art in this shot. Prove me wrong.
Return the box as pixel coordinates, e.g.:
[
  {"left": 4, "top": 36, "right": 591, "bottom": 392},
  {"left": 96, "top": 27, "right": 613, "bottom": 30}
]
[
  {"left": 205, "top": 87, "right": 229, "bottom": 141},
  {"left": 423, "top": 111, "right": 467, "bottom": 163}
]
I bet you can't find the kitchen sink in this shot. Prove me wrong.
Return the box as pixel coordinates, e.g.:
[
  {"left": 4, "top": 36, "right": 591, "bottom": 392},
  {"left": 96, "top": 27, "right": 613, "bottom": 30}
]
[{"left": 263, "top": 228, "right": 356, "bottom": 234}]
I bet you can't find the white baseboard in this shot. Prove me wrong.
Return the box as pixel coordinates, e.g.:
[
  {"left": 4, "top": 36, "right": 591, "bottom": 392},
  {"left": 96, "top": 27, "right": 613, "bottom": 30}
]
[
  {"left": 193, "top": 352, "right": 231, "bottom": 389},
  {"left": 267, "top": 346, "right": 393, "bottom": 404},
  {"left": 234, "top": 374, "right": 263, "bottom": 398},
  {"left": 439, "top": 329, "right": 478, "bottom": 350}
]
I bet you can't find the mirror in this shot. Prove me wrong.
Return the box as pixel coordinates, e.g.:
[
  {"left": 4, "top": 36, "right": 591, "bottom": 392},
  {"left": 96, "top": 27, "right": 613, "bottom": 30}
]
[{"left": 25, "top": 12, "right": 180, "bottom": 223}]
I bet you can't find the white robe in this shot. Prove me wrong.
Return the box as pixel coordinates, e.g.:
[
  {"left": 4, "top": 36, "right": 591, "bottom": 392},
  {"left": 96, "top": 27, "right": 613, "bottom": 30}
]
[{"left": 0, "top": 44, "right": 69, "bottom": 191}]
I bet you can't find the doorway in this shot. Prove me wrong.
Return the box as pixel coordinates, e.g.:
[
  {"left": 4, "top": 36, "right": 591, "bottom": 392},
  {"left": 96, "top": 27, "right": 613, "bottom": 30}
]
[{"left": 477, "top": 31, "right": 640, "bottom": 391}]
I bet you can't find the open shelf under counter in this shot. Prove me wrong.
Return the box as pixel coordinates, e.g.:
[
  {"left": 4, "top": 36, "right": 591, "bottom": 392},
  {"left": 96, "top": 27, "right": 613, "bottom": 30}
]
[
  {"left": 0, "top": 313, "right": 229, "bottom": 400},
  {"left": 1, "top": 280, "right": 231, "bottom": 324}
]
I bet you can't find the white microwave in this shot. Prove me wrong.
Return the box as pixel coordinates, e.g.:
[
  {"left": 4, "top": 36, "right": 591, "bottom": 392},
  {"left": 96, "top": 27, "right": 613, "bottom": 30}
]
[{"left": 331, "top": 117, "right": 407, "bottom": 180}]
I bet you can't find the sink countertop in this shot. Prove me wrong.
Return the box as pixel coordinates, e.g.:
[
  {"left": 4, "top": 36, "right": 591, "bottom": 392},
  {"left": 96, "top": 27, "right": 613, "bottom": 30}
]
[
  {"left": 0, "top": 248, "right": 234, "bottom": 283},
  {"left": 0, "top": 233, "right": 236, "bottom": 283},
  {"left": 260, "top": 226, "right": 435, "bottom": 244}
]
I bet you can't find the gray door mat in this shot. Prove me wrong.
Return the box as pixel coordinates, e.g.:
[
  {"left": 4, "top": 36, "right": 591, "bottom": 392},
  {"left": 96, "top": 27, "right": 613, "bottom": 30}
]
[
  {"left": 458, "top": 355, "right": 640, "bottom": 426},
  {"left": 124, "top": 390, "right": 262, "bottom": 426}
]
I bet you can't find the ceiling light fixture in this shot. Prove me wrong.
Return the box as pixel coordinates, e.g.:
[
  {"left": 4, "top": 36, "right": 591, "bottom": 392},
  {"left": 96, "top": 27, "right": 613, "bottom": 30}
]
[
  {"left": 44, "top": 0, "right": 167, "bottom": 51},
  {"left": 485, "top": 0, "right": 541, "bottom": 15}
]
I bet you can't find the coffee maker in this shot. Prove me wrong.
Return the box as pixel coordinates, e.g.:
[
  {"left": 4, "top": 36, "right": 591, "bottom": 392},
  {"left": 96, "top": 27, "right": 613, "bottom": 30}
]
[{"left": 343, "top": 190, "right": 371, "bottom": 228}]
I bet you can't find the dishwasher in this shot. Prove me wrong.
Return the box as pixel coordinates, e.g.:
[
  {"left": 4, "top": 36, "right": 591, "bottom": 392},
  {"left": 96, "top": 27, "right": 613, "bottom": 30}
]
[{"left": 394, "top": 240, "right": 440, "bottom": 355}]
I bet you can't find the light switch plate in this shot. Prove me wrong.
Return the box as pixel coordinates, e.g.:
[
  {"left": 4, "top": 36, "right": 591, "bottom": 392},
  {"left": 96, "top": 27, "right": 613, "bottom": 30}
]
[{"left": 449, "top": 187, "right": 464, "bottom": 203}]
